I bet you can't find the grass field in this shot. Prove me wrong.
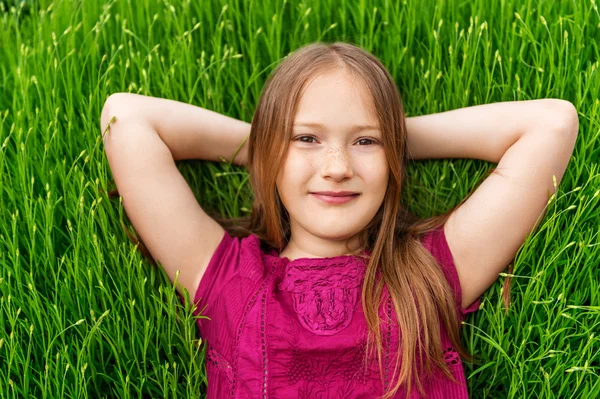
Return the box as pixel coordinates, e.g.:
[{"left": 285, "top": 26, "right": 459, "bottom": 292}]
[{"left": 1, "top": 0, "right": 599, "bottom": 397}]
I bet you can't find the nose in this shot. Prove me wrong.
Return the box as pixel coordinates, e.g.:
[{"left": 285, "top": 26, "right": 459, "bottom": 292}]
[{"left": 321, "top": 146, "right": 354, "bottom": 180}]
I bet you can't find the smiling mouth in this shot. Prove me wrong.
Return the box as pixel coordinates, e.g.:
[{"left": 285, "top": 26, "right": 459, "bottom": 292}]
[{"left": 311, "top": 193, "right": 360, "bottom": 204}]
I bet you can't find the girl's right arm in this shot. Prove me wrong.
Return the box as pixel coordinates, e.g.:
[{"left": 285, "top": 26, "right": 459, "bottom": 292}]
[
  {"left": 101, "top": 93, "right": 251, "bottom": 165},
  {"left": 99, "top": 93, "right": 245, "bottom": 301}
]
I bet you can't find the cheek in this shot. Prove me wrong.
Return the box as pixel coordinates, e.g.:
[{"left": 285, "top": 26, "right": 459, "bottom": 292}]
[
  {"left": 363, "top": 154, "right": 388, "bottom": 179},
  {"left": 276, "top": 154, "right": 303, "bottom": 198},
  {"left": 370, "top": 160, "right": 389, "bottom": 195},
  {"left": 284, "top": 150, "right": 313, "bottom": 177}
]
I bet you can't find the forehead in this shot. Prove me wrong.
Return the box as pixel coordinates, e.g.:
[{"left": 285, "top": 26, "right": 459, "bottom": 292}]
[{"left": 293, "top": 69, "right": 379, "bottom": 130}]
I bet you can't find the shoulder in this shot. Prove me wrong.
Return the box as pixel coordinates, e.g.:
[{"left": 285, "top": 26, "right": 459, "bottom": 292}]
[
  {"left": 418, "top": 226, "right": 453, "bottom": 266},
  {"left": 210, "top": 230, "right": 267, "bottom": 277},
  {"left": 418, "top": 226, "right": 481, "bottom": 319},
  {"left": 192, "top": 231, "right": 270, "bottom": 309}
]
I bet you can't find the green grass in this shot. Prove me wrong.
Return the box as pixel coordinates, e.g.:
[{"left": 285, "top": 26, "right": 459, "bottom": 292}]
[{"left": 1, "top": 0, "right": 599, "bottom": 397}]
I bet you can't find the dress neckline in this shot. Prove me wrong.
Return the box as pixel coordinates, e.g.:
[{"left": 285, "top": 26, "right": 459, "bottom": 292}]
[{"left": 266, "top": 248, "right": 372, "bottom": 265}]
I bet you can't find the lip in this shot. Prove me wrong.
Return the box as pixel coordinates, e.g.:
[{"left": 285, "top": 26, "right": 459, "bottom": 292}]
[
  {"left": 311, "top": 191, "right": 359, "bottom": 197},
  {"left": 311, "top": 193, "right": 360, "bottom": 204}
]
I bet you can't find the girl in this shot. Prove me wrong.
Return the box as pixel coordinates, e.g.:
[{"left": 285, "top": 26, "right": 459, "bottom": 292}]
[{"left": 100, "top": 42, "right": 578, "bottom": 399}]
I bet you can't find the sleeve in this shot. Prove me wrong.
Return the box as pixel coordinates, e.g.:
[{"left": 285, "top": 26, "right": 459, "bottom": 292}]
[
  {"left": 420, "top": 226, "right": 481, "bottom": 323},
  {"left": 182, "top": 230, "right": 264, "bottom": 348},
  {"left": 192, "top": 229, "right": 237, "bottom": 317}
]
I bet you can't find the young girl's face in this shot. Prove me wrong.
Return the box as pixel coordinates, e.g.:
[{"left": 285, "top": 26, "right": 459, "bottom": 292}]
[{"left": 275, "top": 68, "right": 389, "bottom": 257}]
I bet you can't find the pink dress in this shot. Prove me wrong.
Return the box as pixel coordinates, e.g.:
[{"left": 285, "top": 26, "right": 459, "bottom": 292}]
[{"left": 185, "top": 226, "right": 481, "bottom": 398}]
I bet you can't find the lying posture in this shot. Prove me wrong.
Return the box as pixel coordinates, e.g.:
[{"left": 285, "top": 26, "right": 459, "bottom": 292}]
[{"left": 100, "top": 42, "right": 578, "bottom": 399}]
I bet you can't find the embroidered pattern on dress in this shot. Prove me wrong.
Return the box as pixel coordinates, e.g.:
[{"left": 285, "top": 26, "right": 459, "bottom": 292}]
[
  {"left": 443, "top": 347, "right": 461, "bottom": 366},
  {"left": 280, "top": 326, "right": 376, "bottom": 399},
  {"left": 207, "top": 344, "right": 234, "bottom": 386},
  {"left": 277, "top": 259, "right": 366, "bottom": 336},
  {"left": 384, "top": 295, "right": 392, "bottom": 391},
  {"left": 284, "top": 338, "right": 372, "bottom": 387},
  {"left": 266, "top": 305, "right": 377, "bottom": 398},
  {"left": 231, "top": 256, "right": 279, "bottom": 398},
  {"left": 261, "top": 288, "right": 269, "bottom": 397}
]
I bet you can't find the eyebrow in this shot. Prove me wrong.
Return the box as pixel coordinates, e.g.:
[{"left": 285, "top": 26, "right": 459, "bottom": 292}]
[{"left": 293, "top": 122, "right": 380, "bottom": 132}]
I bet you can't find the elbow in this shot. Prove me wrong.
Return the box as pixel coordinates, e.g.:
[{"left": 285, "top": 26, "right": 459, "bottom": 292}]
[
  {"left": 100, "top": 93, "right": 136, "bottom": 132},
  {"left": 101, "top": 93, "right": 122, "bottom": 132},
  {"left": 545, "top": 99, "right": 579, "bottom": 138},
  {"left": 101, "top": 93, "right": 145, "bottom": 151}
]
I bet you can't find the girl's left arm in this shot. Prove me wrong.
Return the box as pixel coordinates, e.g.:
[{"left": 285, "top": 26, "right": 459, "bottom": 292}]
[
  {"left": 405, "top": 99, "right": 579, "bottom": 309},
  {"left": 405, "top": 99, "right": 577, "bottom": 164}
]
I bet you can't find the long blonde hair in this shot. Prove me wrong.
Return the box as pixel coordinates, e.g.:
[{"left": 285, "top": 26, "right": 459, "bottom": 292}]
[{"left": 105, "top": 41, "right": 513, "bottom": 398}]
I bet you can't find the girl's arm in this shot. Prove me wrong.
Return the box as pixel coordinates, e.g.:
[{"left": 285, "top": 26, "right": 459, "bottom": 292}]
[
  {"left": 102, "top": 93, "right": 251, "bottom": 165},
  {"left": 409, "top": 99, "right": 578, "bottom": 309},
  {"left": 404, "top": 99, "right": 578, "bottom": 162}
]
